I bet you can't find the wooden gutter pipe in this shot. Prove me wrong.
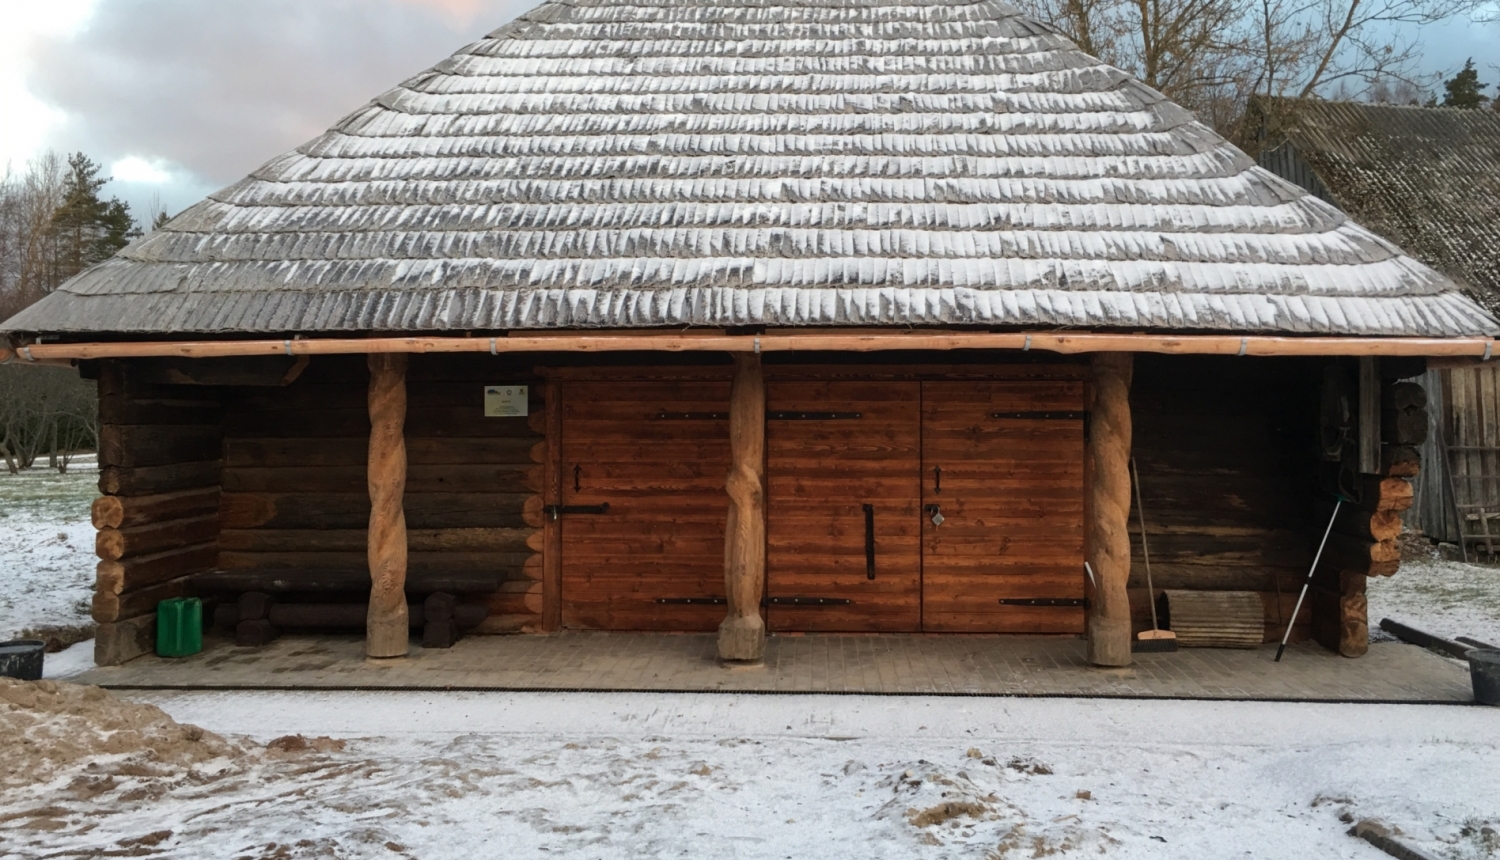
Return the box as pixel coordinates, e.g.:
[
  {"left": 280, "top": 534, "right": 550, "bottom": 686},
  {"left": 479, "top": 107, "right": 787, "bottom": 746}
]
[{"left": 1, "top": 332, "right": 1495, "bottom": 363}]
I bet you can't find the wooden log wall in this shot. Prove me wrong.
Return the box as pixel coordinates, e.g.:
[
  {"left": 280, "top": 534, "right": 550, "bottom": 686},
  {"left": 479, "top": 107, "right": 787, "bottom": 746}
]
[
  {"left": 91, "top": 360, "right": 224, "bottom": 665},
  {"left": 1309, "top": 374, "right": 1425, "bottom": 657},
  {"left": 217, "top": 354, "right": 544, "bottom": 633},
  {"left": 1128, "top": 356, "right": 1323, "bottom": 645}
]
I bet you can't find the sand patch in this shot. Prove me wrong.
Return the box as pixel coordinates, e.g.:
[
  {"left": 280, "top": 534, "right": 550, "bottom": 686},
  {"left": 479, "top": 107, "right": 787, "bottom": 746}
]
[{"left": 0, "top": 677, "right": 246, "bottom": 790}]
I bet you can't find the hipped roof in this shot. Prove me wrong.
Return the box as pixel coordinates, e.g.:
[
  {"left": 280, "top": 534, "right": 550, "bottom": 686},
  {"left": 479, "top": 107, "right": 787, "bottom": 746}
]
[
  {"left": 1256, "top": 97, "right": 1500, "bottom": 316},
  {"left": 5, "top": 0, "right": 1495, "bottom": 338}
]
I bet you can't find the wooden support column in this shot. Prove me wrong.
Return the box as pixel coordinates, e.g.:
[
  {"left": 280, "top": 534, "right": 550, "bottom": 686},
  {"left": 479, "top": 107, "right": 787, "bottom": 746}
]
[
  {"left": 1086, "top": 352, "right": 1134, "bottom": 667},
  {"left": 719, "top": 353, "right": 767, "bottom": 662},
  {"left": 366, "top": 353, "right": 409, "bottom": 658}
]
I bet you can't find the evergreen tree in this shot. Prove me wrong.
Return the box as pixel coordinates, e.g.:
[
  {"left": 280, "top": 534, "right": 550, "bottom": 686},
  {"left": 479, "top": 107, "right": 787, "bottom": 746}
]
[
  {"left": 151, "top": 209, "right": 171, "bottom": 232},
  {"left": 1441, "top": 59, "right": 1490, "bottom": 109},
  {"left": 48, "top": 153, "right": 140, "bottom": 280}
]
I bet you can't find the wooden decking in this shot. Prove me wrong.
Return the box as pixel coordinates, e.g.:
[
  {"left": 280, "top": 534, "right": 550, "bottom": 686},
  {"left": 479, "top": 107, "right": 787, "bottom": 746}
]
[{"left": 70, "top": 633, "right": 1476, "bottom": 703}]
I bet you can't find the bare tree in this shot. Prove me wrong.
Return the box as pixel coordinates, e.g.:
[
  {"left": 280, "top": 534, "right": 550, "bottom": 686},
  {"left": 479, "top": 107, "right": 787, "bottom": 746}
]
[
  {"left": 1013, "top": 0, "right": 1489, "bottom": 143},
  {"left": 0, "top": 152, "right": 66, "bottom": 323},
  {"left": 0, "top": 365, "right": 98, "bottom": 474}
]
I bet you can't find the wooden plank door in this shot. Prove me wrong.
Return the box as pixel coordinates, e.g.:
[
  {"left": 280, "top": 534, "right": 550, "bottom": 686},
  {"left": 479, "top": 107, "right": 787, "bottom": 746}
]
[
  {"left": 921, "top": 381, "right": 1086, "bottom": 633},
  {"left": 766, "top": 381, "right": 921, "bottom": 632},
  {"left": 559, "top": 380, "right": 731, "bottom": 630}
]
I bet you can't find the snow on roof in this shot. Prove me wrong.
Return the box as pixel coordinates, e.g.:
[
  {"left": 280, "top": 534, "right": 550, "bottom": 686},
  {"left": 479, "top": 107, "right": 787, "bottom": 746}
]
[{"left": 5, "top": 0, "right": 1495, "bottom": 337}]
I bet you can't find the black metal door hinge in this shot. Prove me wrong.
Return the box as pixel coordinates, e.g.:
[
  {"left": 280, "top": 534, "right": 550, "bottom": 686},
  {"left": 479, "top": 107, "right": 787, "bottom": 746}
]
[
  {"left": 998, "top": 597, "right": 1088, "bottom": 607},
  {"left": 544, "top": 503, "right": 610, "bottom": 520},
  {"left": 768, "top": 411, "right": 863, "bottom": 420}
]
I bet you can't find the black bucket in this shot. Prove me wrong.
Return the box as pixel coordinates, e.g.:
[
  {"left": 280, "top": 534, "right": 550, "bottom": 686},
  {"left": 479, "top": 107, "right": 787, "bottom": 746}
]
[
  {"left": 0, "top": 640, "right": 45, "bottom": 681},
  {"left": 1470, "top": 649, "right": 1500, "bottom": 706}
]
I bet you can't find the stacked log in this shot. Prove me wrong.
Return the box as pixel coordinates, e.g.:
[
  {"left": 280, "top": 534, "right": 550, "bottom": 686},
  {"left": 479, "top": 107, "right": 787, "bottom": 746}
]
[
  {"left": 91, "top": 361, "right": 224, "bottom": 665},
  {"left": 215, "top": 354, "right": 543, "bottom": 636},
  {"left": 1309, "top": 378, "right": 1426, "bottom": 657}
]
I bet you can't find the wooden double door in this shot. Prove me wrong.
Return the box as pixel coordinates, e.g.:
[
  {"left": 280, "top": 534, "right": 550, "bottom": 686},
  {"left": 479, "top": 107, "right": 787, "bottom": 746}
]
[{"left": 558, "top": 377, "right": 1085, "bottom": 634}]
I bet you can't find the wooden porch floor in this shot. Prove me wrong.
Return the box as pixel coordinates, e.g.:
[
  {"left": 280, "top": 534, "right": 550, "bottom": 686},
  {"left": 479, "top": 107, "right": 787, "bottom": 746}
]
[{"left": 71, "top": 633, "right": 1477, "bottom": 703}]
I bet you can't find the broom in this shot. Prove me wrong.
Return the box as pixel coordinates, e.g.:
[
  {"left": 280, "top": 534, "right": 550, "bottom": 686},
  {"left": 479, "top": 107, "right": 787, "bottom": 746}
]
[{"left": 1131, "top": 458, "right": 1177, "bottom": 653}]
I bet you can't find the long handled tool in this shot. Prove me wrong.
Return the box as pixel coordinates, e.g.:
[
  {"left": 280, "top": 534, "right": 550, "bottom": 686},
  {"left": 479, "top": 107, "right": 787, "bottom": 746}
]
[
  {"left": 1131, "top": 458, "right": 1176, "bottom": 652},
  {"left": 1275, "top": 496, "right": 1344, "bottom": 662}
]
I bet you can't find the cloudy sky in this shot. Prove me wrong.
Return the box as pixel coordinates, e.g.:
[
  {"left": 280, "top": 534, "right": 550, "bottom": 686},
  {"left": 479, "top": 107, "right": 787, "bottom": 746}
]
[{"left": 2, "top": 0, "right": 1496, "bottom": 226}]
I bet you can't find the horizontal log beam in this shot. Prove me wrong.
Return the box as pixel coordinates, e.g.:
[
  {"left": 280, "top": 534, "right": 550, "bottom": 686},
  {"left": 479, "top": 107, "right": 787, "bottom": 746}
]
[
  {"left": 99, "top": 424, "right": 222, "bottom": 469},
  {"left": 95, "top": 543, "right": 218, "bottom": 596},
  {"left": 99, "top": 461, "right": 221, "bottom": 496},
  {"left": 96, "top": 515, "right": 219, "bottom": 561},
  {"left": 92, "top": 575, "right": 194, "bottom": 623},
  {"left": 193, "top": 568, "right": 502, "bottom": 594},
  {"left": 5, "top": 332, "right": 1496, "bottom": 363},
  {"left": 218, "top": 527, "right": 537, "bottom": 553},
  {"left": 92, "top": 488, "right": 220, "bottom": 529}
]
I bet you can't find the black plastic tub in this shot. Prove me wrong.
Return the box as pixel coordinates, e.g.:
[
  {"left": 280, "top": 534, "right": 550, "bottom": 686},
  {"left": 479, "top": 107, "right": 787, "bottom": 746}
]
[
  {"left": 0, "top": 640, "right": 45, "bottom": 681},
  {"left": 1471, "top": 649, "right": 1500, "bottom": 706}
]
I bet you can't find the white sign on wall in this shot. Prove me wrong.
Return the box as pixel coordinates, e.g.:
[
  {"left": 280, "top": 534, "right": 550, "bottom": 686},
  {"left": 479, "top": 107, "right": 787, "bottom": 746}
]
[{"left": 484, "top": 385, "right": 529, "bottom": 418}]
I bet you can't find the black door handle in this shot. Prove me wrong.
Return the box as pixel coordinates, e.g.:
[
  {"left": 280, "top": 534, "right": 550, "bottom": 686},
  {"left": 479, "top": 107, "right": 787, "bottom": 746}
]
[
  {"left": 934, "top": 465, "right": 941, "bottom": 494},
  {"left": 863, "top": 504, "right": 876, "bottom": 580},
  {"left": 573, "top": 464, "right": 582, "bottom": 492}
]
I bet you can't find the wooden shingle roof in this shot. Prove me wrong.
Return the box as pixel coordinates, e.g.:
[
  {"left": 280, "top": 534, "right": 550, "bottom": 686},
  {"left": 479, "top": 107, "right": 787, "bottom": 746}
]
[
  {"left": 1256, "top": 97, "right": 1500, "bottom": 316},
  {"left": 5, "top": 0, "right": 1495, "bottom": 337}
]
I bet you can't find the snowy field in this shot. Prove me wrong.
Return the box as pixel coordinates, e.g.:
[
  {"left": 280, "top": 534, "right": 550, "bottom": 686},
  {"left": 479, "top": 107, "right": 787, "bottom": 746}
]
[
  {"left": 2, "top": 688, "right": 1498, "bottom": 860},
  {"left": 0, "top": 460, "right": 97, "bottom": 641},
  {"left": 2, "top": 466, "right": 1499, "bottom": 859},
  {"left": 1370, "top": 557, "right": 1500, "bottom": 647}
]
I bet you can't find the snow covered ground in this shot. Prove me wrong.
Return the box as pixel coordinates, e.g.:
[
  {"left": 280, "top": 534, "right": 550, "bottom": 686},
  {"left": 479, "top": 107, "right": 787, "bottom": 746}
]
[
  {"left": 1370, "top": 557, "right": 1500, "bottom": 647},
  {"left": 0, "top": 460, "right": 97, "bottom": 641},
  {"left": 2, "top": 690, "right": 1498, "bottom": 860},
  {"left": 3, "top": 469, "right": 1499, "bottom": 858}
]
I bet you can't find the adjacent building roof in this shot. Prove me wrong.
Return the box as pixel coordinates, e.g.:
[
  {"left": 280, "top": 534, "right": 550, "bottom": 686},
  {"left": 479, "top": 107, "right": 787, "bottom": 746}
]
[
  {"left": 1255, "top": 97, "right": 1500, "bottom": 316},
  {"left": 5, "top": 0, "right": 1495, "bottom": 337}
]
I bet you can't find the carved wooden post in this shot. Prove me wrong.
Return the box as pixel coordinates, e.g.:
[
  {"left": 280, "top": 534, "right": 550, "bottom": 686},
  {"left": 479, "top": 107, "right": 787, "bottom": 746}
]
[
  {"left": 366, "top": 353, "right": 409, "bottom": 658},
  {"left": 719, "top": 353, "right": 766, "bottom": 662},
  {"left": 1086, "top": 352, "right": 1133, "bottom": 667}
]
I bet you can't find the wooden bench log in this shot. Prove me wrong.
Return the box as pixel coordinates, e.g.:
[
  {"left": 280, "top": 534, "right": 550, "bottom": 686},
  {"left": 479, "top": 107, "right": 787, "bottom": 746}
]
[{"left": 190, "top": 568, "right": 503, "bottom": 595}]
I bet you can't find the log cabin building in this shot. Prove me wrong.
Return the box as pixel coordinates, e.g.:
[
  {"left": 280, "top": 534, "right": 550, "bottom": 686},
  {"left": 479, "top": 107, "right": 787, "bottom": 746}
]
[
  {"left": 1251, "top": 98, "right": 1500, "bottom": 555},
  {"left": 3, "top": 0, "right": 1497, "bottom": 670}
]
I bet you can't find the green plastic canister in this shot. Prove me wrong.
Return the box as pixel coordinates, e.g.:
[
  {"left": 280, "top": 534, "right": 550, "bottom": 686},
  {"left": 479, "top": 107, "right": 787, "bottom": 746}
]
[{"left": 156, "top": 597, "right": 203, "bottom": 658}]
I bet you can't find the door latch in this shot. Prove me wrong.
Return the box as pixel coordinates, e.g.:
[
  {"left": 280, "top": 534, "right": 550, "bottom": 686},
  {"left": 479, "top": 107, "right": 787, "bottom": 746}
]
[{"left": 925, "top": 504, "right": 944, "bottom": 527}]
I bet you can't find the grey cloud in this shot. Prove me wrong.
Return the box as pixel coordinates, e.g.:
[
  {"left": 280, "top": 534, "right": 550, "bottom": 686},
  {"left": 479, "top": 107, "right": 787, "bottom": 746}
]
[{"left": 29, "top": 0, "right": 540, "bottom": 196}]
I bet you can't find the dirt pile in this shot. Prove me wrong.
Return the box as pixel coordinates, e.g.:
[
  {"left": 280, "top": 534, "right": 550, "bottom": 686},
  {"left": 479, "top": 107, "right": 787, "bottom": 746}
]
[{"left": 0, "top": 677, "right": 246, "bottom": 789}]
